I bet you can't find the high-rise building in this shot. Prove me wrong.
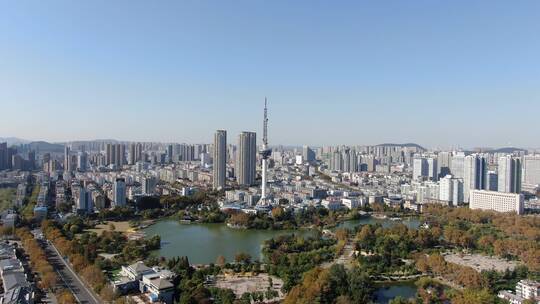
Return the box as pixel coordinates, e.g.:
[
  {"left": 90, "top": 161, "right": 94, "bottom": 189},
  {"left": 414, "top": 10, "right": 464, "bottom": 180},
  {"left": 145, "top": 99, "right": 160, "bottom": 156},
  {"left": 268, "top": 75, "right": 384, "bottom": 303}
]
[
  {"left": 237, "top": 132, "right": 257, "bottom": 186},
  {"left": 77, "top": 152, "right": 88, "bottom": 171},
  {"left": 213, "top": 130, "right": 227, "bottom": 190},
  {"left": 413, "top": 157, "right": 428, "bottom": 180},
  {"left": 0, "top": 142, "right": 8, "bottom": 170},
  {"left": 64, "top": 146, "right": 71, "bottom": 172},
  {"left": 76, "top": 186, "right": 93, "bottom": 213},
  {"left": 463, "top": 154, "right": 487, "bottom": 202},
  {"left": 486, "top": 171, "right": 498, "bottom": 191},
  {"left": 498, "top": 156, "right": 522, "bottom": 193},
  {"left": 167, "top": 144, "right": 173, "bottom": 163},
  {"left": 439, "top": 175, "right": 464, "bottom": 206},
  {"left": 113, "top": 178, "right": 126, "bottom": 207},
  {"left": 450, "top": 152, "right": 465, "bottom": 179},
  {"left": 129, "top": 143, "right": 136, "bottom": 165},
  {"left": 437, "top": 151, "right": 452, "bottom": 178},
  {"left": 427, "top": 157, "right": 438, "bottom": 181},
  {"left": 303, "top": 146, "right": 316, "bottom": 163},
  {"left": 470, "top": 189, "right": 524, "bottom": 215},
  {"left": 522, "top": 155, "right": 540, "bottom": 192},
  {"left": 105, "top": 143, "right": 114, "bottom": 165},
  {"left": 142, "top": 176, "right": 157, "bottom": 194}
]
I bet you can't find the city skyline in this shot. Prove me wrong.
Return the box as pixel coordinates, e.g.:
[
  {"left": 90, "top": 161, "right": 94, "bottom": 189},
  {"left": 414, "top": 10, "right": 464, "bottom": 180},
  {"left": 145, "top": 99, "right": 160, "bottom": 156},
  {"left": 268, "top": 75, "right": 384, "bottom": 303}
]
[{"left": 1, "top": 1, "right": 540, "bottom": 147}]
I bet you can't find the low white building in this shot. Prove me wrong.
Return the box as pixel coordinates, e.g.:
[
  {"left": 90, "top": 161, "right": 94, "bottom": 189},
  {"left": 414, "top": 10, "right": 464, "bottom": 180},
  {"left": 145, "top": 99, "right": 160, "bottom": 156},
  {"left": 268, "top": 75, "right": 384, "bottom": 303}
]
[{"left": 469, "top": 190, "right": 524, "bottom": 215}]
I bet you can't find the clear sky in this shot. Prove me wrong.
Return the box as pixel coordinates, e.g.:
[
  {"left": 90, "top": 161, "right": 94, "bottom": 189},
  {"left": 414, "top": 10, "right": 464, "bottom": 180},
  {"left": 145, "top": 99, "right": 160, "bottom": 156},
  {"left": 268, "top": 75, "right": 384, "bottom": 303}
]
[{"left": 1, "top": 1, "right": 539, "bottom": 149}]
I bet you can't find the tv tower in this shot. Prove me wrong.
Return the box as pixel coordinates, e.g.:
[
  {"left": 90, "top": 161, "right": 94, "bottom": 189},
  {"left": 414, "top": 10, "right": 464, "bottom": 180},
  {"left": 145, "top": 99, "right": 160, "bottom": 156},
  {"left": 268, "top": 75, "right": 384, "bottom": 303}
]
[{"left": 259, "top": 97, "right": 271, "bottom": 205}]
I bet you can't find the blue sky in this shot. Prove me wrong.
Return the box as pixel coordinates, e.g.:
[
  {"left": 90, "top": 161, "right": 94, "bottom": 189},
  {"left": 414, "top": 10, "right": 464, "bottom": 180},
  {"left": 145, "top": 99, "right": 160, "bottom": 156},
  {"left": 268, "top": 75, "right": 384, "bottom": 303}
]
[{"left": 1, "top": 1, "right": 539, "bottom": 149}]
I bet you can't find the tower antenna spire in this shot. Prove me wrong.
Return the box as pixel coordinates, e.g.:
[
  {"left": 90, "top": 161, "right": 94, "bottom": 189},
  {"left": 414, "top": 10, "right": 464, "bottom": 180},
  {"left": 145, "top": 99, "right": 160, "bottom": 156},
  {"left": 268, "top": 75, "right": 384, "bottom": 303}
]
[
  {"left": 259, "top": 97, "right": 271, "bottom": 207},
  {"left": 263, "top": 97, "right": 268, "bottom": 147}
]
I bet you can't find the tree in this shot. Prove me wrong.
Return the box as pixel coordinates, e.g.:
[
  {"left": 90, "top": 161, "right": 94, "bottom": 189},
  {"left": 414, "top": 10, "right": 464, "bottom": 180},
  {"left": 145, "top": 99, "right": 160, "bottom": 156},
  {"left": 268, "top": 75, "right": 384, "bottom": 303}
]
[
  {"left": 56, "top": 289, "right": 77, "bottom": 304},
  {"left": 451, "top": 288, "right": 495, "bottom": 304},
  {"left": 216, "top": 255, "right": 226, "bottom": 266},
  {"left": 235, "top": 252, "right": 252, "bottom": 264},
  {"left": 100, "top": 285, "right": 117, "bottom": 302},
  {"left": 41, "top": 271, "right": 58, "bottom": 291},
  {"left": 347, "top": 267, "right": 373, "bottom": 303}
]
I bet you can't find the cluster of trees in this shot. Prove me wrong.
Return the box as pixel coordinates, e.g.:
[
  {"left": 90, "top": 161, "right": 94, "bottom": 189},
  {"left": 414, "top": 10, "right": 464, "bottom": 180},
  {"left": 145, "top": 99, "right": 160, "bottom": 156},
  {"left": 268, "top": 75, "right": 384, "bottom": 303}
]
[
  {"left": 226, "top": 206, "right": 353, "bottom": 230},
  {"left": 422, "top": 204, "right": 540, "bottom": 272},
  {"left": 415, "top": 253, "right": 485, "bottom": 288},
  {"left": 263, "top": 233, "right": 336, "bottom": 291},
  {"left": 354, "top": 223, "right": 438, "bottom": 275},
  {"left": 16, "top": 228, "right": 58, "bottom": 291},
  {"left": 41, "top": 220, "right": 112, "bottom": 301},
  {"left": 284, "top": 265, "right": 374, "bottom": 304}
]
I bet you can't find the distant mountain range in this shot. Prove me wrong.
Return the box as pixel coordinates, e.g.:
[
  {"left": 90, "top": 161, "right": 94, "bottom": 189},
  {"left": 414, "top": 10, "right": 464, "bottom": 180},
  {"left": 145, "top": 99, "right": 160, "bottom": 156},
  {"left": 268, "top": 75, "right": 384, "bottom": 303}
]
[
  {"left": 0, "top": 137, "right": 30, "bottom": 145},
  {"left": 479, "top": 147, "right": 527, "bottom": 154}
]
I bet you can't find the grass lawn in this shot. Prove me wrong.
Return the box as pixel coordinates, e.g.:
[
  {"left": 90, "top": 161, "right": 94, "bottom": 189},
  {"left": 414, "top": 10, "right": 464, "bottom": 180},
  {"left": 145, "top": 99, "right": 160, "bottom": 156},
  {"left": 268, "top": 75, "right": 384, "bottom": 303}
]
[{"left": 87, "top": 221, "right": 134, "bottom": 235}]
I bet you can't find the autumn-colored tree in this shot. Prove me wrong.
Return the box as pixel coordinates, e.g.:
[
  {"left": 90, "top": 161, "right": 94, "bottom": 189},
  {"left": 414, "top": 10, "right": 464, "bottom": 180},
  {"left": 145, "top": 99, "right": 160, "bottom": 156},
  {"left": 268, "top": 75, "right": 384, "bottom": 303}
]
[
  {"left": 100, "top": 285, "right": 117, "bottom": 303},
  {"left": 451, "top": 288, "right": 494, "bottom": 304},
  {"left": 216, "top": 255, "right": 226, "bottom": 266},
  {"left": 56, "top": 289, "right": 77, "bottom": 304},
  {"left": 235, "top": 252, "right": 252, "bottom": 264}
]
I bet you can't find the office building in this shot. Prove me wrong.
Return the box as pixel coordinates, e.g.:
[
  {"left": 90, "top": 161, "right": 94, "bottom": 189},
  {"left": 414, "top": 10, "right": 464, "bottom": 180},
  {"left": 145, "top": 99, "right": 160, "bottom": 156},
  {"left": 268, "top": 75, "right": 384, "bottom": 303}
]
[
  {"left": 0, "top": 142, "right": 8, "bottom": 170},
  {"left": 413, "top": 157, "right": 428, "bottom": 180},
  {"left": 522, "top": 155, "right": 540, "bottom": 192},
  {"left": 463, "top": 154, "right": 487, "bottom": 202},
  {"left": 438, "top": 175, "right": 463, "bottom": 206},
  {"left": 77, "top": 152, "right": 88, "bottom": 171},
  {"left": 469, "top": 189, "right": 524, "bottom": 215},
  {"left": 236, "top": 132, "right": 257, "bottom": 186},
  {"left": 498, "top": 156, "right": 521, "bottom": 193},
  {"left": 113, "top": 178, "right": 126, "bottom": 207},
  {"left": 302, "top": 146, "right": 316, "bottom": 163},
  {"left": 213, "top": 130, "right": 227, "bottom": 190},
  {"left": 486, "top": 171, "right": 498, "bottom": 191},
  {"left": 64, "top": 146, "right": 71, "bottom": 172},
  {"left": 451, "top": 152, "right": 465, "bottom": 179},
  {"left": 427, "top": 157, "right": 438, "bottom": 181},
  {"left": 76, "top": 186, "right": 93, "bottom": 213},
  {"left": 437, "top": 151, "right": 452, "bottom": 178}
]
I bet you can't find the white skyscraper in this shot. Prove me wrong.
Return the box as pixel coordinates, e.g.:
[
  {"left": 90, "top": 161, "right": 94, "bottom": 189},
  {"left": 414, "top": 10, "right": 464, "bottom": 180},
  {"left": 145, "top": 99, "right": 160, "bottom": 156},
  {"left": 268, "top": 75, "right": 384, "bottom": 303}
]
[
  {"left": 113, "top": 178, "right": 126, "bottom": 207},
  {"left": 413, "top": 157, "right": 428, "bottom": 180},
  {"left": 237, "top": 132, "right": 257, "bottom": 186},
  {"left": 213, "top": 130, "right": 227, "bottom": 190},
  {"left": 522, "top": 155, "right": 540, "bottom": 192},
  {"left": 427, "top": 157, "right": 438, "bottom": 181},
  {"left": 439, "top": 175, "right": 464, "bottom": 206},
  {"left": 451, "top": 152, "right": 465, "bottom": 179},
  {"left": 463, "top": 154, "right": 487, "bottom": 202},
  {"left": 498, "top": 156, "right": 521, "bottom": 193}
]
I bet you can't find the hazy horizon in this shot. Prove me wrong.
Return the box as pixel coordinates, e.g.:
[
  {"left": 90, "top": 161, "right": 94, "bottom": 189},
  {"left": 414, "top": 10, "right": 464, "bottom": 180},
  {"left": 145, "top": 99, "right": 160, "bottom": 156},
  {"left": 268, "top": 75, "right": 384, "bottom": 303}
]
[{"left": 1, "top": 1, "right": 539, "bottom": 148}]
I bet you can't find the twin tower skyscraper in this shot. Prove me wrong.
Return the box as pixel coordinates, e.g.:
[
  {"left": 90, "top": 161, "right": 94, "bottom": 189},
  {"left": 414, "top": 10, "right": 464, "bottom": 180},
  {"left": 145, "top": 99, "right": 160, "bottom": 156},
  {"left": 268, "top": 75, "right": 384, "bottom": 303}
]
[
  {"left": 211, "top": 129, "right": 256, "bottom": 190},
  {"left": 213, "top": 99, "right": 270, "bottom": 202}
]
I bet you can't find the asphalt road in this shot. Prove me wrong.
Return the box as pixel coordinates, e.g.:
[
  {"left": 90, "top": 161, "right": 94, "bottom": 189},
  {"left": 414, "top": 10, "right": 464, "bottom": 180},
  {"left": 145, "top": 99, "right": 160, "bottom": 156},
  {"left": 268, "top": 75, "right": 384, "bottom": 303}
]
[{"left": 44, "top": 241, "right": 100, "bottom": 304}]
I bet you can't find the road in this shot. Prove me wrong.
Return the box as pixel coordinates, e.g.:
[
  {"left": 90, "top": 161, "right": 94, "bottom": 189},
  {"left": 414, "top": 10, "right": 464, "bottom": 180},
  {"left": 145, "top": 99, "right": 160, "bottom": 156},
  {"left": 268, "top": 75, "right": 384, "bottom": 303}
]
[{"left": 44, "top": 241, "right": 101, "bottom": 304}]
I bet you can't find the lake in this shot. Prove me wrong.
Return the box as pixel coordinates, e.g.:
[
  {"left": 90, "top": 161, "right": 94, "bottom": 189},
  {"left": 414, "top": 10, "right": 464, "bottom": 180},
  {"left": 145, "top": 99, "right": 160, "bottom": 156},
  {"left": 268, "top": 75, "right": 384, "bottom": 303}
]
[
  {"left": 143, "top": 215, "right": 421, "bottom": 265},
  {"left": 143, "top": 220, "right": 313, "bottom": 265},
  {"left": 374, "top": 281, "right": 418, "bottom": 304}
]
